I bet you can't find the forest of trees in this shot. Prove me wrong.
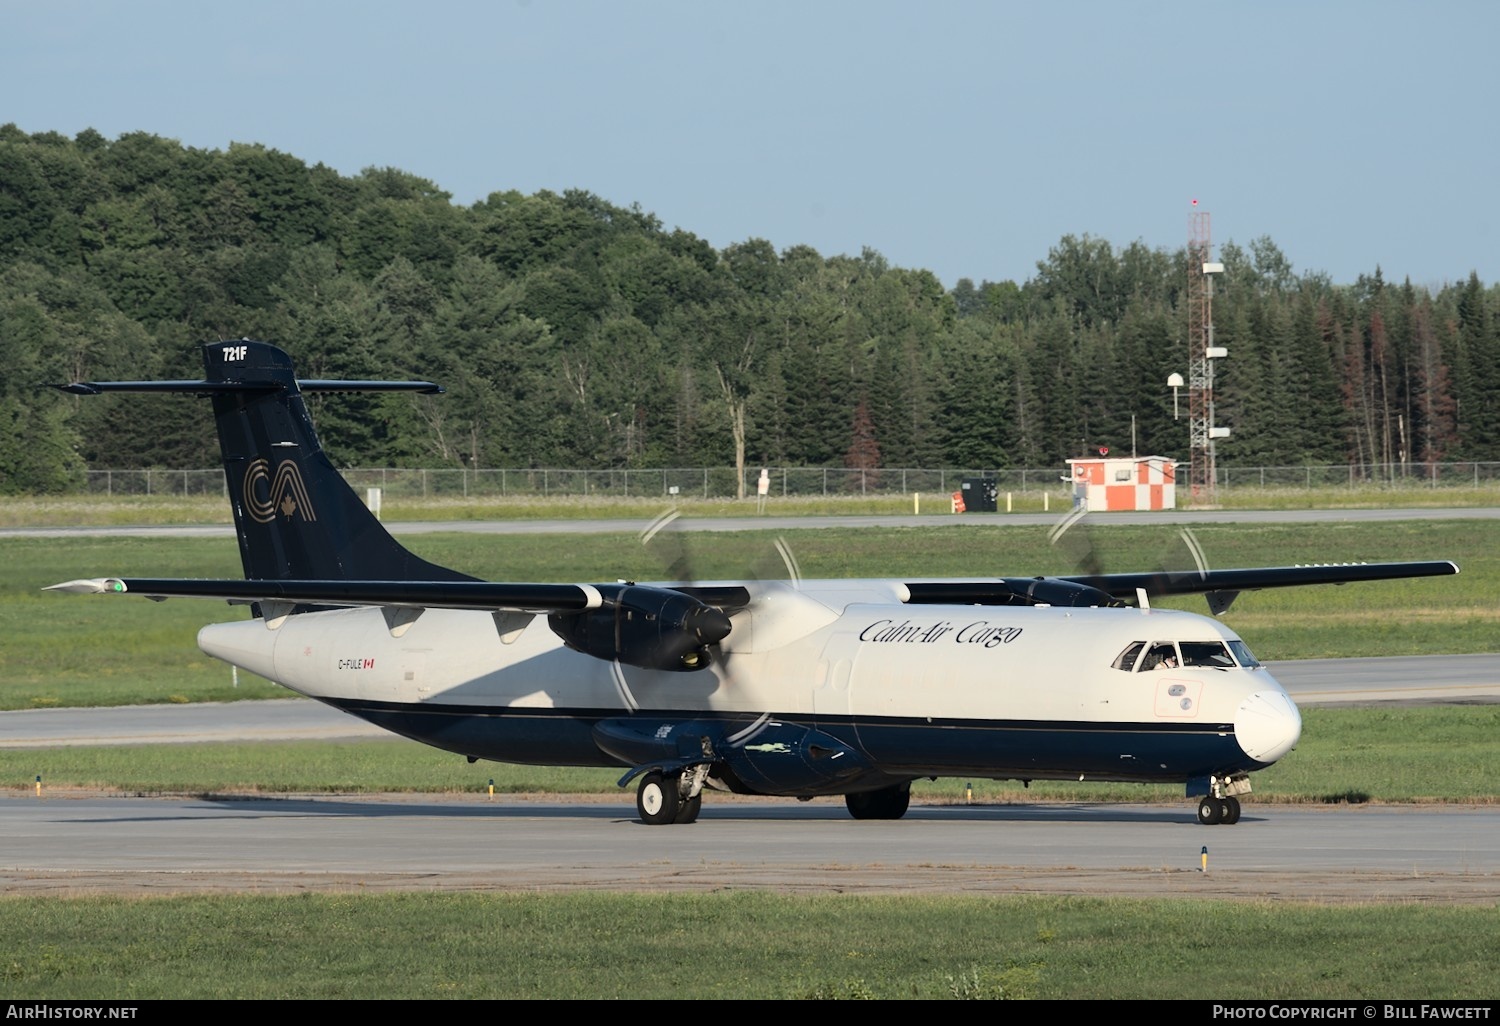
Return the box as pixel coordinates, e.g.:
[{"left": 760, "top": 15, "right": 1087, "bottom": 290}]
[{"left": 2, "top": 125, "right": 1497, "bottom": 494}]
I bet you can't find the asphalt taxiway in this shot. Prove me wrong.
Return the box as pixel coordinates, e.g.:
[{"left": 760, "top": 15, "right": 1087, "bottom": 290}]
[{"left": 4, "top": 792, "right": 1497, "bottom": 903}]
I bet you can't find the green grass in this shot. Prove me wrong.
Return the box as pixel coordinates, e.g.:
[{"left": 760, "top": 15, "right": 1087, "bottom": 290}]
[{"left": 1, "top": 891, "right": 1494, "bottom": 999}]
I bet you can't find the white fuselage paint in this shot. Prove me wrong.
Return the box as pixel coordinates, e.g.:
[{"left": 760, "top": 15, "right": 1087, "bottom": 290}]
[{"left": 196, "top": 577, "right": 1303, "bottom": 773}]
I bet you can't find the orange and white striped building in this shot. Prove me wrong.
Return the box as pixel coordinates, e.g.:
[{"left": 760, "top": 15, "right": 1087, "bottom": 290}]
[{"left": 1066, "top": 456, "right": 1177, "bottom": 512}]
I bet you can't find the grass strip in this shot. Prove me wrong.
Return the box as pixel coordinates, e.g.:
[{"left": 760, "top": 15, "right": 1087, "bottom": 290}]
[{"left": 2, "top": 891, "right": 1495, "bottom": 999}]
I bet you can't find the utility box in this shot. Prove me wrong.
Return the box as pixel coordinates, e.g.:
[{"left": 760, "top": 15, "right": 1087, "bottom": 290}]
[
  {"left": 960, "top": 476, "right": 998, "bottom": 512},
  {"left": 1066, "top": 457, "right": 1176, "bottom": 511}
]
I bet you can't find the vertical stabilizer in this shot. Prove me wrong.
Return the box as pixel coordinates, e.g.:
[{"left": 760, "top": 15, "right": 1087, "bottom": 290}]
[
  {"left": 204, "top": 340, "right": 473, "bottom": 582},
  {"left": 59, "top": 339, "right": 473, "bottom": 583}
]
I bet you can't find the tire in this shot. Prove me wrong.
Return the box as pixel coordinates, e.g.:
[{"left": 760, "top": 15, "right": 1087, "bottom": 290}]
[
  {"left": 1222, "top": 796, "right": 1241, "bottom": 825},
  {"left": 636, "top": 771, "right": 680, "bottom": 825},
  {"left": 845, "top": 782, "right": 912, "bottom": 821},
  {"left": 673, "top": 792, "right": 703, "bottom": 824},
  {"left": 1197, "top": 796, "right": 1224, "bottom": 825}
]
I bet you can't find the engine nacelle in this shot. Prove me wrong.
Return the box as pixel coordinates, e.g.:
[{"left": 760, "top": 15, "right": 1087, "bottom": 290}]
[
  {"left": 548, "top": 584, "right": 732, "bottom": 671},
  {"left": 999, "top": 576, "right": 1118, "bottom": 607}
]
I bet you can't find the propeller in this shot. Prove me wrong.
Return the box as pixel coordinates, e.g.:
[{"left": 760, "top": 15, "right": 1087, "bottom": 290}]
[
  {"left": 1157, "top": 525, "right": 1239, "bottom": 615},
  {"left": 545, "top": 509, "right": 743, "bottom": 672},
  {"left": 1047, "top": 511, "right": 1224, "bottom": 612},
  {"left": 1047, "top": 505, "right": 1105, "bottom": 578},
  {"left": 637, "top": 508, "right": 804, "bottom": 677},
  {"left": 1019, "top": 506, "right": 1119, "bottom": 606}
]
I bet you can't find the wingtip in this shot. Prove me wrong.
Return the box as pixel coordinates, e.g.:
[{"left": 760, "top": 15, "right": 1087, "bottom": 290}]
[{"left": 45, "top": 578, "right": 126, "bottom": 594}]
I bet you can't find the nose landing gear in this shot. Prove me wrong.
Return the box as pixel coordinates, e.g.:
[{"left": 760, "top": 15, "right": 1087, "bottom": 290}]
[{"left": 1196, "top": 794, "right": 1242, "bottom": 825}]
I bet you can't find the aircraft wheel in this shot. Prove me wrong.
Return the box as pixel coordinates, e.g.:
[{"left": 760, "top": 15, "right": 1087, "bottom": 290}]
[
  {"left": 1222, "top": 796, "right": 1241, "bottom": 825},
  {"left": 673, "top": 792, "right": 703, "bottom": 825},
  {"left": 636, "top": 771, "right": 680, "bottom": 825},
  {"left": 845, "top": 782, "right": 912, "bottom": 821},
  {"left": 1197, "top": 796, "right": 1224, "bottom": 826}
]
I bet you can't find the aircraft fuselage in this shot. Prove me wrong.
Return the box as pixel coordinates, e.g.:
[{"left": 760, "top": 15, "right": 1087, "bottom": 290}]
[{"left": 198, "top": 578, "right": 1301, "bottom": 797}]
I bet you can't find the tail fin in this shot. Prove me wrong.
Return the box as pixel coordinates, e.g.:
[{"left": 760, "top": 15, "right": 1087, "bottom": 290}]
[{"left": 59, "top": 339, "right": 474, "bottom": 583}]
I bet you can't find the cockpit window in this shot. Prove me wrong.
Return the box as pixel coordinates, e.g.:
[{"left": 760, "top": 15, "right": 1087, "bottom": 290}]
[
  {"left": 1112, "top": 641, "right": 1146, "bottom": 671},
  {"left": 1227, "top": 639, "right": 1261, "bottom": 668},
  {"left": 1180, "top": 641, "right": 1236, "bottom": 668},
  {"left": 1118, "top": 639, "right": 1260, "bottom": 671},
  {"left": 1139, "top": 642, "right": 1179, "bottom": 671}
]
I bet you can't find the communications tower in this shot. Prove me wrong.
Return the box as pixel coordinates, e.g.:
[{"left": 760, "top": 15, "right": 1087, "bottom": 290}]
[{"left": 1185, "top": 208, "right": 1226, "bottom": 502}]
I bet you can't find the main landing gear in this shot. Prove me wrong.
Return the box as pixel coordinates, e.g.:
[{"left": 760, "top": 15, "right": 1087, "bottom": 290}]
[
  {"left": 635, "top": 769, "right": 704, "bottom": 825},
  {"left": 844, "top": 781, "right": 912, "bottom": 820},
  {"left": 635, "top": 771, "right": 916, "bottom": 824},
  {"left": 1196, "top": 795, "right": 1242, "bottom": 826}
]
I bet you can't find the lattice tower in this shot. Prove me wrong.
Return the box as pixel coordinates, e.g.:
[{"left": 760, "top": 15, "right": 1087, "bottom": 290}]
[{"left": 1186, "top": 211, "right": 1216, "bottom": 502}]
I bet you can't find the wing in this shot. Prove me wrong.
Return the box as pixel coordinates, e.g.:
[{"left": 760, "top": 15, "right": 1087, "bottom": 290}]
[
  {"left": 901, "top": 560, "right": 1460, "bottom": 614},
  {"left": 51, "top": 577, "right": 610, "bottom": 610},
  {"left": 46, "top": 577, "right": 750, "bottom": 672}
]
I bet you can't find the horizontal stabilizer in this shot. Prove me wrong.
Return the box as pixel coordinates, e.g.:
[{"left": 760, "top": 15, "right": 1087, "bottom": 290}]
[{"left": 52, "top": 379, "right": 442, "bottom": 395}]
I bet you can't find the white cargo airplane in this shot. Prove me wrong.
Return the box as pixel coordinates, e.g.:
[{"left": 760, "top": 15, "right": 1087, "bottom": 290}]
[{"left": 49, "top": 340, "right": 1459, "bottom": 826}]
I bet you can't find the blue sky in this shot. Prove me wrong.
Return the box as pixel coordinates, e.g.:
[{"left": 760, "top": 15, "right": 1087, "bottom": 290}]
[{"left": 4, "top": 0, "right": 1495, "bottom": 290}]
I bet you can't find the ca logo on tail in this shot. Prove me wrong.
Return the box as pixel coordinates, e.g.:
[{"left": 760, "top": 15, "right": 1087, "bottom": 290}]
[{"left": 244, "top": 459, "right": 317, "bottom": 523}]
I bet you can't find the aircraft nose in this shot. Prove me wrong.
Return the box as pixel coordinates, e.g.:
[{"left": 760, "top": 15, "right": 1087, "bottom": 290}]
[{"left": 1235, "top": 689, "right": 1303, "bottom": 764}]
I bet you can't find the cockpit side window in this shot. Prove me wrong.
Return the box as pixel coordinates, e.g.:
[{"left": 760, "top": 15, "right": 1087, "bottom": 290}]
[
  {"left": 1180, "top": 641, "right": 1236, "bottom": 668},
  {"left": 1112, "top": 641, "right": 1146, "bottom": 671}
]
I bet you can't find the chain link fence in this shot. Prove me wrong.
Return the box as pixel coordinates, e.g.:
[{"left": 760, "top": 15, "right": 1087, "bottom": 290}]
[{"left": 80, "top": 463, "right": 1500, "bottom": 499}]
